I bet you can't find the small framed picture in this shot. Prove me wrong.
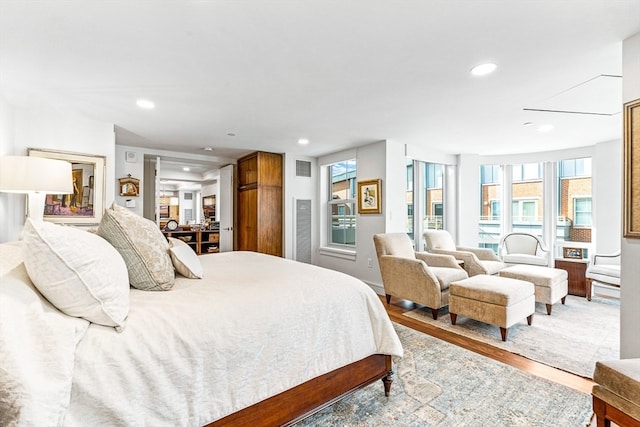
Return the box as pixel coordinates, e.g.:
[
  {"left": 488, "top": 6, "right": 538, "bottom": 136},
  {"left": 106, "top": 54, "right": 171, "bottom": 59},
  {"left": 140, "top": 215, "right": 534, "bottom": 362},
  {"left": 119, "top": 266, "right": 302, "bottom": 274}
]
[
  {"left": 357, "top": 179, "right": 382, "bottom": 214},
  {"left": 563, "top": 247, "right": 583, "bottom": 259}
]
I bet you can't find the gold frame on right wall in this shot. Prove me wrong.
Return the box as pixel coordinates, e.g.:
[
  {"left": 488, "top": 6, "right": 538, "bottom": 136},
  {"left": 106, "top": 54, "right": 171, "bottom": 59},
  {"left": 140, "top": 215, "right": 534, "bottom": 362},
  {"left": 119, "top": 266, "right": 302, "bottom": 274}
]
[{"left": 624, "top": 97, "right": 640, "bottom": 238}]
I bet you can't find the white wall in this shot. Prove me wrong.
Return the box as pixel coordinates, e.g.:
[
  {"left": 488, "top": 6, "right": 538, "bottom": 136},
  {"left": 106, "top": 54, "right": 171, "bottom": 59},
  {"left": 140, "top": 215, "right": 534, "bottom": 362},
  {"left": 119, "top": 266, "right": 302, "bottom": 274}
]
[
  {"left": 114, "top": 145, "right": 145, "bottom": 216},
  {"left": 0, "top": 101, "right": 116, "bottom": 242},
  {"left": 0, "top": 96, "right": 22, "bottom": 242},
  {"left": 316, "top": 140, "right": 407, "bottom": 293},
  {"left": 621, "top": 32, "right": 640, "bottom": 358},
  {"left": 456, "top": 153, "right": 481, "bottom": 245},
  {"left": 283, "top": 153, "right": 318, "bottom": 261},
  {"left": 593, "top": 140, "right": 622, "bottom": 253}
]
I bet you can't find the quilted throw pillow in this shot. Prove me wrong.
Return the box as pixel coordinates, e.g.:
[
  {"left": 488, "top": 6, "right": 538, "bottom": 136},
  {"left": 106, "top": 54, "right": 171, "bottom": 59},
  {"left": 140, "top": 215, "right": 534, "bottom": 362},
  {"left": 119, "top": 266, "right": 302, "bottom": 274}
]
[
  {"left": 168, "top": 237, "right": 204, "bottom": 279},
  {"left": 21, "top": 218, "right": 130, "bottom": 330},
  {"left": 98, "top": 202, "right": 175, "bottom": 291}
]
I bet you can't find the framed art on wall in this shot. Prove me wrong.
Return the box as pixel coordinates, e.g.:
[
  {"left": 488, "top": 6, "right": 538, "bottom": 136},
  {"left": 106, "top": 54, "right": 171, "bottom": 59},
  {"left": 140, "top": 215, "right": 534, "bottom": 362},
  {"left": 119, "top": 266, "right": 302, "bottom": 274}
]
[
  {"left": 624, "top": 97, "right": 640, "bottom": 238},
  {"left": 28, "top": 148, "right": 106, "bottom": 224},
  {"left": 563, "top": 247, "right": 584, "bottom": 259},
  {"left": 357, "top": 179, "right": 381, "bottom": 214}
]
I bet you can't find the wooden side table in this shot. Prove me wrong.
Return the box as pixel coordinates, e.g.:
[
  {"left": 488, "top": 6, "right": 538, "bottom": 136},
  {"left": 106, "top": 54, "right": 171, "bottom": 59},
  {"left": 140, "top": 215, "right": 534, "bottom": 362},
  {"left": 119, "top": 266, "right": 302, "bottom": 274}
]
[{"left": 554, "top": 258, "right": 590, "bottom": 297}]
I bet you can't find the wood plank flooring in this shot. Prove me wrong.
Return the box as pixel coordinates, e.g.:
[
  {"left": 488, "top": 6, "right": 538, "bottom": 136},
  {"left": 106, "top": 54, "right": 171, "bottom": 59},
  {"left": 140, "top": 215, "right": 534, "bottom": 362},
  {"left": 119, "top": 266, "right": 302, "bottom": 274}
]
[{"left": 380, "top": 295, "right": 611, "bottom": 426}]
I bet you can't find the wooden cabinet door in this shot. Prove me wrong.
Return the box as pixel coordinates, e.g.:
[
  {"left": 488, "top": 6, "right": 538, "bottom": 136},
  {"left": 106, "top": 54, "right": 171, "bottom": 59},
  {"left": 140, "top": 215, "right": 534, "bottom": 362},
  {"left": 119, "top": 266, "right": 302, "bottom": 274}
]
[{"left": 237, "top": 189, "right": 258, "bottom": 251}]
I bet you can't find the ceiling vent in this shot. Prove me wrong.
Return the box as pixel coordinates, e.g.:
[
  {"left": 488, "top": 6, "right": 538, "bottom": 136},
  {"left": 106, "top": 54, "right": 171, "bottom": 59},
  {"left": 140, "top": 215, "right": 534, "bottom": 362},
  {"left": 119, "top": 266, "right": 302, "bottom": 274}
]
[{"left": 296, "top": 160, "right": 311, "bottom": 178}]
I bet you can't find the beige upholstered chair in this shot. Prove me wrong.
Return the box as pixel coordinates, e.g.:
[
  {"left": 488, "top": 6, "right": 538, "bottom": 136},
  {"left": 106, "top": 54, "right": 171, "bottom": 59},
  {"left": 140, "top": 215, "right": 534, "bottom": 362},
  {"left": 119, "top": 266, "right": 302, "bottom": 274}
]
[
  {"left": 423, "top": 230, "right": 506, "bottom": 277},
  {"left": 499, "top": 232, "right": 550, "bottom": 267},
  {"left": 373, "top": 233, "right": 468, "bottom": 320},
  {"left": 586, "top": 251, "right": 621, "bottom": 301},
  {"left": 592, "top": 358, "right": 640, "bottom": 426}
]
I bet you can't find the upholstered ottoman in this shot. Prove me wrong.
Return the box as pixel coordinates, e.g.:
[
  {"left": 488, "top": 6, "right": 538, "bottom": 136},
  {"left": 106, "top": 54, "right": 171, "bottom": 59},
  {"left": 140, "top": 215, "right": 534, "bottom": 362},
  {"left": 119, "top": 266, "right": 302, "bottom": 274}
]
[
  {"left": 449, "top": 275, "right": 535, "bottom": 341},
  {"left": 499, "top": 264, "right": 568, "bottom": 315},
  {"left": 592, "top": 359, "right": 640, "bottom": 426}
]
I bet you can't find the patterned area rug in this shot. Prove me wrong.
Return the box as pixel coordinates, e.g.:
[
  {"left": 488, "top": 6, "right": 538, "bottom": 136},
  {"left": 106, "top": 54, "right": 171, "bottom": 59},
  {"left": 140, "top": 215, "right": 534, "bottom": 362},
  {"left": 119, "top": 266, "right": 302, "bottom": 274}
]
[
  {"left": 403, "top": 295, "right": 619, "bottom": 378},
  {"left": 297, "top": 323, "right": 592, "bottom": 426}
]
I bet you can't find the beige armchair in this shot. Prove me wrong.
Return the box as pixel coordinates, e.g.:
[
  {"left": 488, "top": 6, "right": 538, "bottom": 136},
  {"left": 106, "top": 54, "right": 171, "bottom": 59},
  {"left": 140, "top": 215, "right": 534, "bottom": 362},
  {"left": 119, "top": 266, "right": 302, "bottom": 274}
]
[
  {"left": 499, "top": 232, "right": 550, "bottom": 267},
  {"left": 586, "top": 251, "right": 620, "bottom": 301},
  {"left": 423, "top": 230, "right": 506, "bottom": 277},
  {"left": 373, "top": 233, "right": 468, "bottom": 320}
]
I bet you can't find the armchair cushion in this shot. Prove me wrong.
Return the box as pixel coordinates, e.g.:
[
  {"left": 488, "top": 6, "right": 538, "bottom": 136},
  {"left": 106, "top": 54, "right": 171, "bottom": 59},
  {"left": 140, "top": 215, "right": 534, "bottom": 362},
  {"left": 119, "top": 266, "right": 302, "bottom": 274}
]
[
  {"left": 429, "top": 266, "right": 469, "bottom": 290},
  {"left": 499, "top": 233, "right": 550, "bottom": 267},
  {"left": 586, "top": 251, "right": 621, "bottom": 286}
]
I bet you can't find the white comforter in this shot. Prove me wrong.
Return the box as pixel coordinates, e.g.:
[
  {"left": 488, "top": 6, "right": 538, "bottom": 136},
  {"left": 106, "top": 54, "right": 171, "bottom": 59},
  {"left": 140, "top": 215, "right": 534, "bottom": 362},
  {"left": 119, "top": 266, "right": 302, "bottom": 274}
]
[{"left": 1, "top": 248, "right": 402, "bottom": 426}]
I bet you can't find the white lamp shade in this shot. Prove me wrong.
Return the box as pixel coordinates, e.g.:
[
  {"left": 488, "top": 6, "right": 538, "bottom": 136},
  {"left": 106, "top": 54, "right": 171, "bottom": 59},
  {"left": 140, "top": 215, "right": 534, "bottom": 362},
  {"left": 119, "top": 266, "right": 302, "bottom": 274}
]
[{"left": 0, "top": 156, "right": 73, "bottom": 194}]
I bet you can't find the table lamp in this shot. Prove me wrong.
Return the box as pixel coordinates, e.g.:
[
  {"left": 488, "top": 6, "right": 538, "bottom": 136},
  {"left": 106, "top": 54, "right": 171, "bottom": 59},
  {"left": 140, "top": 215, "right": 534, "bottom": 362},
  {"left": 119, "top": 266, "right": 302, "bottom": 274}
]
[{"left": 0, "top": 155, "right": 73, "bottom": 222}]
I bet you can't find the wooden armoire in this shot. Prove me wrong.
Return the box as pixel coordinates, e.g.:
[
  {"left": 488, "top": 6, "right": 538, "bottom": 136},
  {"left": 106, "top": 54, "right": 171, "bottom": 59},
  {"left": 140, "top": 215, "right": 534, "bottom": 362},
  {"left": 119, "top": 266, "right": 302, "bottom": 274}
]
[{"left": 236, "top": 151, "right": 283, "bottom": 256}]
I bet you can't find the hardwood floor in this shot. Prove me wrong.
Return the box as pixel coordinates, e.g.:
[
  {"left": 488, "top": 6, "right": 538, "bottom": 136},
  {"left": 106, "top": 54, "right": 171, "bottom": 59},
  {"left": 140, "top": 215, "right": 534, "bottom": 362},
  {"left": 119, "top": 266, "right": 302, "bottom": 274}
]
[{"left": 380, "top": 295, "right": 612, "bottom": 427}]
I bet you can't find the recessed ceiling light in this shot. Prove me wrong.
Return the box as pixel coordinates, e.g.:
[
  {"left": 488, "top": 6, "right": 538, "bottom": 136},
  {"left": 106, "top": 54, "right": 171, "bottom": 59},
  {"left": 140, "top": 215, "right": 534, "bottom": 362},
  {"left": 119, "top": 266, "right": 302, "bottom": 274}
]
[
  {"left": 183, "top": 167, "right": 190, "bottom": 172},
  {"left": 537, "top": 124, "right": 554, "bottom": 132},
  {"left": 298, "top": 138, "right": 310, "bottom": 145},
  {"left": 136, "top": 99, "right": 155, "bottom": 109},
  {"left": 523, "top": 122, "right": 533, "bottom": 126},
  {"left": 227, "top": 133, "right": 236, "bottom": 137},
  {"left": 470, "top": 63, "right": 497, "bottom": 76},
  {"left": 202, "top": 146, "right": 214, "bottom": 152}
]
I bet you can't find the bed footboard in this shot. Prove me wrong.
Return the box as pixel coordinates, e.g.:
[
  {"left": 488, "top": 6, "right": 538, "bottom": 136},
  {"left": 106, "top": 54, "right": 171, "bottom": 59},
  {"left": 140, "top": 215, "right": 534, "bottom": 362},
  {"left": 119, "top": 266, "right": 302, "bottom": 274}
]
[{"left": 207, "top": 354, "right": 393, "bottom": 427}]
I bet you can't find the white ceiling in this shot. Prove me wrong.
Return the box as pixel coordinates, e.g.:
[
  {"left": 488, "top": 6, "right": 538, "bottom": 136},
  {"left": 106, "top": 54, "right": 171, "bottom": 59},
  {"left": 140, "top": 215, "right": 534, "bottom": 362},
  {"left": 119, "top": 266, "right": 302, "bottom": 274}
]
[{"left": 1, "top": 1, "right": 639, "bottom": 170}]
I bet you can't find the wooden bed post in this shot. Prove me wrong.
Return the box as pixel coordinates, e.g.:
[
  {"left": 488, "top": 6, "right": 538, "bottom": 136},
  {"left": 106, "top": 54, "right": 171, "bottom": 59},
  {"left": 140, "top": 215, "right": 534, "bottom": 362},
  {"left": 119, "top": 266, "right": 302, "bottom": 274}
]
[{"left": 382, "top": 355, "right": 394, "bottom": 396}]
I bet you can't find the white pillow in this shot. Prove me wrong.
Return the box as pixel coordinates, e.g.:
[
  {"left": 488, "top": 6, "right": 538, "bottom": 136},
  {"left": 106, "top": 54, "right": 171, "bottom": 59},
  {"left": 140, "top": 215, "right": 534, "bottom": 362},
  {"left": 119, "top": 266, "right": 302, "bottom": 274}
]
[
  {"left": 168, "top": 237, "right": 204, "bottom": 279},
  {"left": 97, "top": 202, "right": 175, "bottom": 291},
  {"left": 0, "top": 243, "right": 90, "bottom": 426},
  {"left": 22, "top": 219, "right": 130, "bottom": 330}
]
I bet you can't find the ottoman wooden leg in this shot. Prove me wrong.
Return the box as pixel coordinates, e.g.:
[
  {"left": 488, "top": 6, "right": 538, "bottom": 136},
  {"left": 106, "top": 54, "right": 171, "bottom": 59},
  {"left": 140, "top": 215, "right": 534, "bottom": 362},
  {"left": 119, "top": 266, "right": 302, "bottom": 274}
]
[
  {"left": 385, "top": 294, "right": 391, "bottom": 304},
  {"left": 546, "top": 304, "right": 552, "bottom": 315},
  {"left": 561, "top": 296, "right": 566, "bottom": 304},
  {"left": 431, "top": 308, "right": 439, "bottom": 320},
  {"left": 527, "top": 314, "right": 533, "bottom": 325},
  {"left": 500, "top": 327, "right": 508, "bottom": 341},
  {"left": 450, "top": 313, "right": 457, "bottom": 325}
]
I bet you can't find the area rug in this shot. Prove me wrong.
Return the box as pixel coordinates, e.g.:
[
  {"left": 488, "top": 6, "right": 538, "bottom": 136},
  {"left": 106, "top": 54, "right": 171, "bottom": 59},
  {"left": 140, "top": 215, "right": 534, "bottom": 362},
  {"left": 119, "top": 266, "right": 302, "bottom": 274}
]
[
  {"left": 403, "top": 295, "right": 619, "bottom": 378},
  {"left": 296, "top": 323, "right": 592, "bottom": 426}
]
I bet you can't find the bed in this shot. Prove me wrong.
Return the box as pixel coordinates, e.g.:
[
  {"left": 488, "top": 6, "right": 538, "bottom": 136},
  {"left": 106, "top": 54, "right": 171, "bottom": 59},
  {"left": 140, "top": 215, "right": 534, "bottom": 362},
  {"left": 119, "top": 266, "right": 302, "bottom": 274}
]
[{"left": 0, "top": 225, "right": 403, "bottom": 426}]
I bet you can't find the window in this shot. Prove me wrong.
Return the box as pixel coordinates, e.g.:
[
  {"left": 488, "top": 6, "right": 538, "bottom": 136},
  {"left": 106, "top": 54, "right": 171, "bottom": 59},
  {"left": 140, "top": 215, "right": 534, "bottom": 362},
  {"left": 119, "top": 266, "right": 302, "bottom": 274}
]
[
  {"left": 479, "top": 164, "right": 502, "bottom": 252},
  {"left": 513, "top": 199, "right": 538, "bottom": 222},
  {"left": 513, "top": 163, "right": 542, "bottom": 181},
  {"left": 423, "top": 162, "right": 444, "bottom": 231},
  {"left": 574, "top": 197, "right": 592, "bottom": 227},
  {"left": 328, "top": 159, "right": 356, "bottom": 246},
  {"left": 406, "top": 159, "right": 414, "bottom": 239},
  {"left": 557, "top": 157, "right": 592, "bottom": 249},
  {"left": 490, "top": 200, "right": 500, "bottom": 220}
]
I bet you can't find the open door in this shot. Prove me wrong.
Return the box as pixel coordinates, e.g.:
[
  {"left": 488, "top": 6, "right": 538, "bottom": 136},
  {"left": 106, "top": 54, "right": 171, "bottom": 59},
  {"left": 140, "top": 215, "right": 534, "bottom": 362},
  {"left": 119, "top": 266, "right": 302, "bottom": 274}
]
[{"left": 219, "top": 164, "right": 234, "bottom": 252}]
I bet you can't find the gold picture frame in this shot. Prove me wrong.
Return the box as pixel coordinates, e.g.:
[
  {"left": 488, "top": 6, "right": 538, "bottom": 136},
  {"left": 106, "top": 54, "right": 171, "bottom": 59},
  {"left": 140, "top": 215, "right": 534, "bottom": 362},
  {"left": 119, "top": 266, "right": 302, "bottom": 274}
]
[
  {"left": 624, "top": 98, "right": 640, "bottom": 238},
  {"left": 119, "top": 174, "right": 140, "bottom": 197},
  {"left": 563, "top": 247, "right": 584, "bottom": 259},
  {"left": 357, "top": 179, "right": 382, "bottom": 214},
  {"left": 28, "top": 148, "right": 106, "bottom": 224}
]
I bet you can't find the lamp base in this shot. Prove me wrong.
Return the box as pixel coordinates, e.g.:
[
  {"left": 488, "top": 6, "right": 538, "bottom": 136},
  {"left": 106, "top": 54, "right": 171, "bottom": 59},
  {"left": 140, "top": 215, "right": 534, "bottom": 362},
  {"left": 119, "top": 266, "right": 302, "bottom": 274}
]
[{"left": 27, "top": 192, "right": 46, "bottom": 222}]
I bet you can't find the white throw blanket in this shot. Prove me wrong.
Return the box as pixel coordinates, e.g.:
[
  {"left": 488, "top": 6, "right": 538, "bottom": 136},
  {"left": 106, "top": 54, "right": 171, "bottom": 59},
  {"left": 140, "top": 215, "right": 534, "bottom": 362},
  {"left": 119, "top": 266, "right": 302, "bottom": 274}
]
[{"left": 62, "top": 251, "right": 403, "bottom": 426}]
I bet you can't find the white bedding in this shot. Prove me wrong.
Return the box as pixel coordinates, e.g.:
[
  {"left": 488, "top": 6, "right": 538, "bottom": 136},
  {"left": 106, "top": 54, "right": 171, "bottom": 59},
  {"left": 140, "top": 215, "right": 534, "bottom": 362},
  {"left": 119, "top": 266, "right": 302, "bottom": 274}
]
[{"left": 1, "top": 245, "right": 402, "bottom": 426}]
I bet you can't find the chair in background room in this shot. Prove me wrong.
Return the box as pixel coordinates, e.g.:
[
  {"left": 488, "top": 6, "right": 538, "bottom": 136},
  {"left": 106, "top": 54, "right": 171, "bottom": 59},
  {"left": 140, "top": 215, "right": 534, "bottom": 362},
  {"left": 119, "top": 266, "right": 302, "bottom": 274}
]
[
  {"left": 423, "top": 230, "right": 506, "bottom": 277},
  {"left": 499, "top": 232, "right": 551, "bottom": 267},
  {"left": 373, "top": 233, "right": 468, "bottom": 320},
  {"left": 586, "top": 251, "right": 621, "bottom": 301}
]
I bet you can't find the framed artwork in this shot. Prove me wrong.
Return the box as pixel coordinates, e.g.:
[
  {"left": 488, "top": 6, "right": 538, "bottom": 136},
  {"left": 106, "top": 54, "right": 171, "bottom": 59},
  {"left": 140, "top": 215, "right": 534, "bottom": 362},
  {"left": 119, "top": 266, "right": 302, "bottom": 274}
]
[
  {"left": 28, "top": 148, "right": 106, "bottom": 224},
  {"left": 357, "top": 179, "right": 381, "bottom": 214},
  {"left": 119, "top": 174, "right": 140, "bottom": 197},
  {"left": 624, "top": 97, "right": 640, "bottom": 238},
  {"left": 563, "top": 247, "right": 584, "bottom": 259}
]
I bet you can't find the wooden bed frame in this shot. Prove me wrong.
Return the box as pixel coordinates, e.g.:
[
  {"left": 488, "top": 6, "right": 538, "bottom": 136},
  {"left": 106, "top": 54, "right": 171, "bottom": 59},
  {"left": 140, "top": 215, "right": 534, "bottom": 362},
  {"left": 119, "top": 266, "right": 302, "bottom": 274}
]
[{"left": 207, "top": 354, "right": 393, "bottom": 426}]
